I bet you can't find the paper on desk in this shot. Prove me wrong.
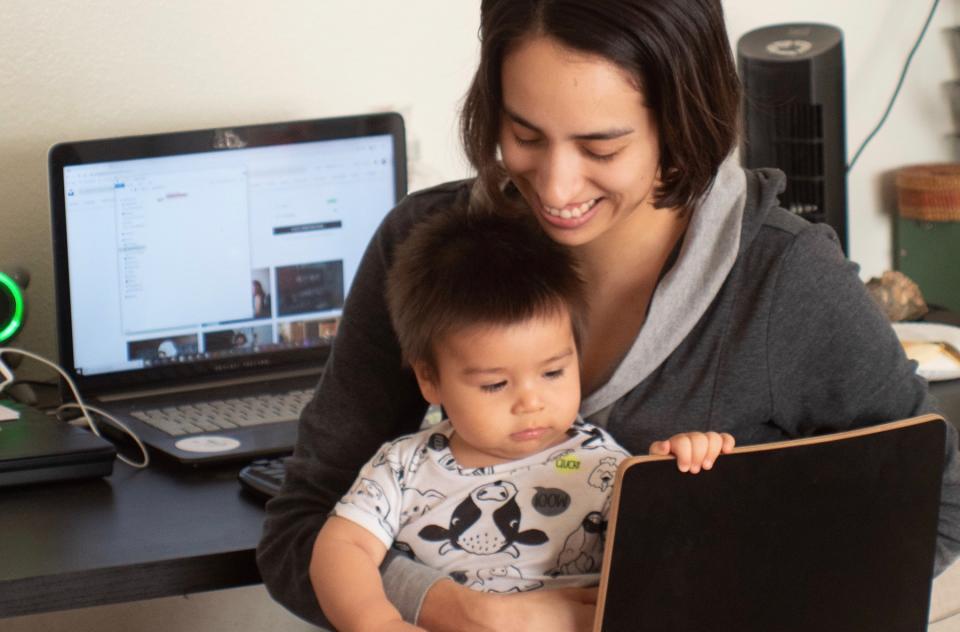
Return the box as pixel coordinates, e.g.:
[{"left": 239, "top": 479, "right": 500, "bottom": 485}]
[{"left": 0, "top": 403, "right": 20, "bottom": 421}]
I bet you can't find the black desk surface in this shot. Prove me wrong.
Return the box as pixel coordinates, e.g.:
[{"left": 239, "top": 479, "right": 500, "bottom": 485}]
[{"left": 0, "top": 458, "right": 265, "bottom": 617}]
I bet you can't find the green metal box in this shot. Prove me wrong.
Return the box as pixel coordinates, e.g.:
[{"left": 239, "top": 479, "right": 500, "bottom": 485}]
[{"left": 895, "top": 217, "right": 960, "bottom": 311}]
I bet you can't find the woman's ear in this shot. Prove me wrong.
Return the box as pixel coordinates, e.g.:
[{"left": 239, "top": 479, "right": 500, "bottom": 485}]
[{"left": 412, "top": 362, "right": 442, "bottom": 406}]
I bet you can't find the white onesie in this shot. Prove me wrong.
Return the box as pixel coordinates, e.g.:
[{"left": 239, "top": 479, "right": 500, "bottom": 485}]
[{"left": 333, "top": 418, "right": 629, "bottom": 592}]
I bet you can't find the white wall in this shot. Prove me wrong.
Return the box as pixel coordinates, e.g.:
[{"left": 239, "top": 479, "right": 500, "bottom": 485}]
[
  {"left": 0, "top": 1, "right": 956, "bottom": 630},
  {"left": 2, "top": 0, "right": 956, "bottom": 361}
]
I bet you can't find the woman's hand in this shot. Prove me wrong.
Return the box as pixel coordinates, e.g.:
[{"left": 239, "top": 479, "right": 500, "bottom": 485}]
[
  {"left": 649, "top": 431, "right": 735, "bottom": 473},
  {"left": 418, "top": 580, "right": 597, "bottom": 632}
]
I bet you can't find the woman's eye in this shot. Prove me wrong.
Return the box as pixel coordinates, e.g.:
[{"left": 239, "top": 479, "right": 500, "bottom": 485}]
[
  {"left": 544, "top": 368, "right": 565, "bottom": 380},
  {"left": 481, "top": 381, "right": 507, "bottom": 393},
  {"left": 514, "top": 134, "right": 541, "bottom": 147},
  {"left": 584, "top": 147, "right": 618, "bottom": 161}
]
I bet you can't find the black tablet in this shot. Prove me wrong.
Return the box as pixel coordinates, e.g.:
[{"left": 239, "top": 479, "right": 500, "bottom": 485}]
[{"left": 595, "top": 415, "right": 946, "bottom": 632}]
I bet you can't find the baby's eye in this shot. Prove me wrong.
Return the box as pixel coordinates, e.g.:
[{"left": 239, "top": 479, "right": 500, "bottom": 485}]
[
  {"left": 481, "top": 381, "right": 507, "bottom": 393},
  {"left": 544, "top": 368, "right": 565, "bottom": 380}
]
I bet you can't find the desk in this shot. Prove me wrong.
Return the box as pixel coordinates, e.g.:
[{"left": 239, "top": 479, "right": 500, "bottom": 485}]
[
  {"left": 2, "top": 383, "right": 960, "bottom": 620},
  {"left": 0, "top": 459, "right": 265, "bottom": 617}
]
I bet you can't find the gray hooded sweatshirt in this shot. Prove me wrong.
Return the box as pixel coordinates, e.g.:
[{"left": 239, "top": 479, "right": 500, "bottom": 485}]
[{"left": 257, "top": 158, "right": 960, "bottom": 626}]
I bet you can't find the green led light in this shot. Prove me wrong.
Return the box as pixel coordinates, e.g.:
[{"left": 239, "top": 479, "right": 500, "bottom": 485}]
[{"left": 0, "top": 271, "right": 24, "bottom": 343}]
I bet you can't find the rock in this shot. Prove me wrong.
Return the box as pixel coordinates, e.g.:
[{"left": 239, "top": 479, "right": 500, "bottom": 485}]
[{"left": 865, "top": 270, "right": 928, "bottom": 322}]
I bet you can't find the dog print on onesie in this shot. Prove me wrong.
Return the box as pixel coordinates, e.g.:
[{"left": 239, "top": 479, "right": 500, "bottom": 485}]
[
  {"left": 331, "top": 418, "right": 628, "bottom": 593},
  {"left": 418, "top": 480, "right": 548, "bottom": 557}
]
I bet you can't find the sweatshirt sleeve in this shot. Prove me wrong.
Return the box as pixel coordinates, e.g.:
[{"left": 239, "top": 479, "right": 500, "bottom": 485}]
[
  {"left": 766, "top": 223, "right": 960, "bottom": 575},
  {"left": 255, "top": 184, "right": 466, "bottom": 625}
]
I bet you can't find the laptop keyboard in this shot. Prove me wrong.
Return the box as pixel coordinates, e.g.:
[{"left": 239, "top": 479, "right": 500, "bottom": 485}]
[{"left": 130, "top": 389, "right": 313, "bottom": 436}]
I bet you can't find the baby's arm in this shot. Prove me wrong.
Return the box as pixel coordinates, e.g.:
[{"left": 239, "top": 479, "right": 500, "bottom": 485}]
[
  {"left": 310, "top": 516, "right": 424, "bottom": 632},
  {"left": 649, "top": 431, "right": 735, "bottom": 474}
]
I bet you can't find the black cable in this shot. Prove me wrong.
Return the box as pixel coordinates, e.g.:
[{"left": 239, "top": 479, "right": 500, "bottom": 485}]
[{"left": 847, "top": 0, "right": 941, "bottom": 172}]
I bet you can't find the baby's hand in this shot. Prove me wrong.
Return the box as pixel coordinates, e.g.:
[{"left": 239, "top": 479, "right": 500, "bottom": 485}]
[{"left": 648, "top": 432, "right": 735, "bottom": 474}]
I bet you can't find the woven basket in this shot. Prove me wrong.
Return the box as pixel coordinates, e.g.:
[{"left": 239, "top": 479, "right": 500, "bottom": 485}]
[{"left": 896, "top": 163, "right": 960, "bottom": 222}]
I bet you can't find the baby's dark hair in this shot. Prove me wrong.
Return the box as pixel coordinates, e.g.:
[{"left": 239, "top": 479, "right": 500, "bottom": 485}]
[{"left": 386, "top": 208, "right": 587, "bottom": 380}]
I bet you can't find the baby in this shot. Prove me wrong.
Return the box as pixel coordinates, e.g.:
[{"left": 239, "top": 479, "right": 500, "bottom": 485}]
[{"left": 310, "top": 208, "right": 733, "bottom": 631}]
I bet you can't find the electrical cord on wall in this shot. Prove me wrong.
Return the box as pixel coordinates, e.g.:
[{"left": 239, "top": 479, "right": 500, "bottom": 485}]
[
  {"left": 0, "top": 348, "right": 149, "bottom": 468},
  {"left": 846, "top": 0, "right": 941, "bottom": 172}
]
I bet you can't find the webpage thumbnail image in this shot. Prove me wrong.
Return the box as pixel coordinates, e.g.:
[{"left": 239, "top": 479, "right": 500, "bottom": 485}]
[
  {"left": 204, "top": 325, "right": 274, "bottom": 353},
  {"left": 277, "top": 260, "right": 343, "bottom": 316},
  {"left": 252, "top": 267, "right": 271, "bottom": 320},
  {"left": 279, "top": 317, "right": 339, "bottom": 347},
  {"left": 128, "top": 334, "right": 199, "bottom": 364}
]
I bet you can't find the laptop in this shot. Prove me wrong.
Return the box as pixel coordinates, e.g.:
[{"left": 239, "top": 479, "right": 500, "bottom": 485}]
[
  {"left": 594, "top": 415, "right": 946, "bottom": 632},
  {"left": 48, "top": 113, "right": 406, "bottom": 465}
]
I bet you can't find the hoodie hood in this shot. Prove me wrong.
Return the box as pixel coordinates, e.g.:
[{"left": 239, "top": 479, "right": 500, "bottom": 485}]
[{"left": 581, "top": 156, "right": 783, "bottom": 417}]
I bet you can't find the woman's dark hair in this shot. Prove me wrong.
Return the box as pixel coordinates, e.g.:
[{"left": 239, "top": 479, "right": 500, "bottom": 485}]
[
  {"left": 461, "top": 0, "right": 741, "bottom": 213},
  {"left": 386, "top": 208, "right": 587, "bottom": 381}
]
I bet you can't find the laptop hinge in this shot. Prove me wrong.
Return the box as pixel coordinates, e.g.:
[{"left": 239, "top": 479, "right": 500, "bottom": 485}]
[{"left": 96, "top": 367, "right": 321, "bottom": 402}]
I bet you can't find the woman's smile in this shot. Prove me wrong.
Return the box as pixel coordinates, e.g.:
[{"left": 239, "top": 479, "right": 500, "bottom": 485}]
[{"left": 539, "top": 197, "right": 602, "bottom": 228}]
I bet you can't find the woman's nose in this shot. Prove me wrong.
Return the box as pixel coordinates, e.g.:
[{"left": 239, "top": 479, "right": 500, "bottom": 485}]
[{"left": 536, "top": 148, "right": 582, "bottom": 209}]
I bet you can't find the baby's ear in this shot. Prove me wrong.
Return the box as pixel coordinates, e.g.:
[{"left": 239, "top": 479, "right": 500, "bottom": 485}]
[{"left": 412, "top": 362, "right": 442, "bottom": 406}]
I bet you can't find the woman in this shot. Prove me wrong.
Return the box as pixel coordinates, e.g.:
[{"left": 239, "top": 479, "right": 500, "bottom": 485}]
[{"left": 258, "top": 1, "right": 960, "bottom": 630}]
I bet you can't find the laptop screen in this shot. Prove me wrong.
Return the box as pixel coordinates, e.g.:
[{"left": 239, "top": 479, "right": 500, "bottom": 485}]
[{"left": 50, "top": 114, "right": 406, "bottom": 393}]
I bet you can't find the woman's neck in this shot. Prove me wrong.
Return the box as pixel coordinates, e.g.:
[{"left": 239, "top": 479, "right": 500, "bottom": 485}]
[
  {"left": 574, "top": 202, "right": 690, "bottom": 294},
  {"left": 573, "top": 202, "right": 691, "bottom": 395}
]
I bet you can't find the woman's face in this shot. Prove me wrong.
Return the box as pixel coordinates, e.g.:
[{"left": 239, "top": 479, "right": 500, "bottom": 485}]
[{"left": 499, "top": 36, "right": 662, "bottom": 248}]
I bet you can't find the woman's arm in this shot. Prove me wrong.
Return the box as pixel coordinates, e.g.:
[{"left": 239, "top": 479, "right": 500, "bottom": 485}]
[
  {"left": 766, "top": 222, "right": 960, "bottom": 573},
  {"left": 311, "top": 517, "right": 423, "bottom": 632}
]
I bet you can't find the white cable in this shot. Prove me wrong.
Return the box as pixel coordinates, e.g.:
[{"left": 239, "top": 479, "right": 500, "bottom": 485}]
[
  {"left": 55, "top": 402, "right": 150, "bottom": 469},
  {"left": 0, "top": 347, "right": 149, "bottom": 468}
]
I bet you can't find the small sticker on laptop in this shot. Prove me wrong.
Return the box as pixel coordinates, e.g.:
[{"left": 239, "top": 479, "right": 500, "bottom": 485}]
[{"left": 175, "top": 436, "right": 241, "bottom": 453}]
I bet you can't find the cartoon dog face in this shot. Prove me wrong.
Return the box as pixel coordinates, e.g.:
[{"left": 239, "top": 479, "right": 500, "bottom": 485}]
[
  {"left": 418, "top": 480, "right": 548, "bottom": 557},
  {"left": 472, "top": 565, "right": 544, "bottom": 593},
  {"left": 372, "top": 440, "right": 406, "bottom": 482},
  {"left": 588, "top": 457, "right": 619, "bottom": 492},
  {"left": 347, "top": 478, "right": 390, "bottom": 521},
  {"left": 400, "top": 487, "right": 445, "bottom": 525}
]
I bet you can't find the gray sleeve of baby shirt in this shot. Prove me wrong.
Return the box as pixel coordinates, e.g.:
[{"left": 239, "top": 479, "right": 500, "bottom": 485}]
[{"left": 382, "top": 551, "right": 449, "bottom": 623}]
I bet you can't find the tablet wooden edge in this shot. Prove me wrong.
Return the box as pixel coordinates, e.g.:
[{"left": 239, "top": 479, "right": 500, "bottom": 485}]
[{"left": 590, "top": 413, "right": 945, "bottom": 632}]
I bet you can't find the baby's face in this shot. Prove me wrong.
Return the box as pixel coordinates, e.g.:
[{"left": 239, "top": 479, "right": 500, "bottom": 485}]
[{"left": 416, "top": 311, "right": 581, "bottom": 468}]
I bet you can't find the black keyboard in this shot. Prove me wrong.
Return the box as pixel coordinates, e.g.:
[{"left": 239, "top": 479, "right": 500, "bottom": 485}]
[{"left": 238, "top": 456, "right": 289, "bottom": 500}]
